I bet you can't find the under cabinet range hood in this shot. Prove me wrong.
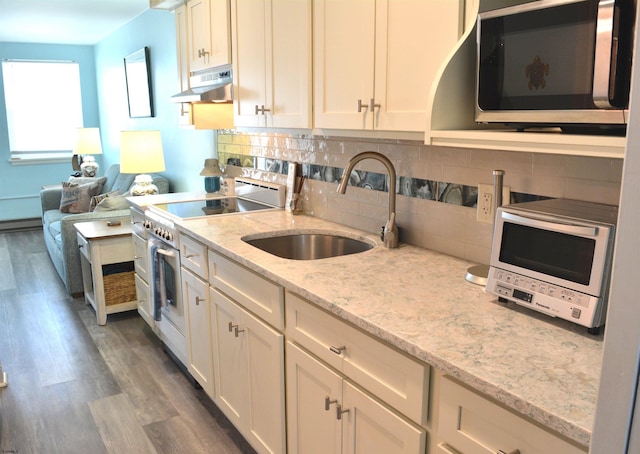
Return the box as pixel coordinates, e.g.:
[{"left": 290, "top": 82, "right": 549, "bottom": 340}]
[{"left": 171, "top": 64, "right": 233, "bottom": 103}]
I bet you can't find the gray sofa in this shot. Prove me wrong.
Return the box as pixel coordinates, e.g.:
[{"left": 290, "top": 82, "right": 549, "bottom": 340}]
[{"left": 41, "top": 164, "right": 169, "bottom": 295}]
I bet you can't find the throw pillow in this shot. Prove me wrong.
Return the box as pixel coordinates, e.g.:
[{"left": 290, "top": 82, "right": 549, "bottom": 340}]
[
  {"left": 89, "top": 189, "right": 121, "bottom": 212},
  {"left": 68, "top": 176, "right": 107, "bottom": 194},
  {"left": 93, "top": 193, "right": 131, "bottom": 212},
  {"left": 59, "top": 181, "right": 102, "bottom": 213}
]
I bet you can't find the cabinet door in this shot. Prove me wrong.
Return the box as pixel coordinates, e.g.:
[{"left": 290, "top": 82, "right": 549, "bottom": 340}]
[
  {"left": 269, "top": 0, "right": 312, "bottom": 128},
  {"left": 211, "top": 287, "right": 286, "bottom": 454},
  {"left": 342, "top": 381, "right": 426, "bottom": 454},
  {"left": 313, "top": 0, "right": 375, "bottom": 129},
  {"left": 188, "top": 0, "right": 231, "bottom": 72},
  {"left": 134, "top": 273, "right": 153, "bottom": 328},
  {"left": 211, "top": 287, "right": 246, "bottom": 427},
  {"left": 286, "top": 341, "right": 342, "bottom": 454},
  {"left": 174, "top": 4, "right": 191, "bottom": 125},
  {"left": 231, "top": 0, "right": 268, "bottom": 127},
  {"left": 132, "top": 232, "right": 149, "bottom": 282},
  {"left": 374, "top": 0, "right": 462, "bottom": 131},
  {"left": 182, "top": 268, "right": 214, "bottom": 397},
  {"left": 244, "top": 300, "right": 286, "bottom": 454}
]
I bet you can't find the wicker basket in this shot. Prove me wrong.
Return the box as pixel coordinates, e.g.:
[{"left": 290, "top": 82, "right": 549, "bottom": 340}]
[{"left": 103, "top": 271, "right": 136, "bottom": 306}]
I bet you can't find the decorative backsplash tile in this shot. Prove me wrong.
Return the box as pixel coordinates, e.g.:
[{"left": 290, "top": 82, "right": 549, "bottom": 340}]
[
  {"left": 217, "top": 131, "right": 621, "bottom": 264},
  {"left": 219, "top": 152, "right": 546, "bottom": 207}
]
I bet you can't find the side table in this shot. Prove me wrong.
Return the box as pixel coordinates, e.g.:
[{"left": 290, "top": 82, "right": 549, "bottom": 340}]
[{"left": 75, "top": 220, "right": 137, "bottom": 325}]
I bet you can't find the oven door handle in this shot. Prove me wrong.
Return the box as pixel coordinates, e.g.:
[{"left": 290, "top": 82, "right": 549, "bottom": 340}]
[
  {"left": 501, "top": 211, "right": 598, "bottom": 237},
  {"left": 157, "top": 248, "right": 176, "bottom": 258}
]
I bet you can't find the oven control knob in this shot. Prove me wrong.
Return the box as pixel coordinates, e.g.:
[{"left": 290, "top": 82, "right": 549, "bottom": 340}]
[{"left": 165, "top": 232, "right": 173, "bottom": 241}]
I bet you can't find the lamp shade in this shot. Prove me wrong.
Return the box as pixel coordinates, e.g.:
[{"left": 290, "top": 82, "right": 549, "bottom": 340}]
[
  {"left": 73, "top": 127, "right": 103, "bottom": 155},
  {"left": 120, "top": 130, "right": 166, "bottom": 174}
]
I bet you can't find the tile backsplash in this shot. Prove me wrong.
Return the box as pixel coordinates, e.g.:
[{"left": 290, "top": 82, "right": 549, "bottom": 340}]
[{"left": 218, "top": 131, "right": 622, "bottom": 264}]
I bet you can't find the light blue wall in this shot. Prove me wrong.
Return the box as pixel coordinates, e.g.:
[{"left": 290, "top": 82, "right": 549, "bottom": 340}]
[
  {"left": 0, "top": 43, "right": 100, "bottom": 221},
  {"left": 94, "top": 8, "right": 216, "bottom": 194},
  {"left": 0, "top": 8, "right": 218, "bottom": 221}
]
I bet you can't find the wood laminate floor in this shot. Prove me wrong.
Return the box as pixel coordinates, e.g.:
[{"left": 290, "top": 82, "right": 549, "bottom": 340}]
[{"left": 0, "top": 229, "right": 256, "bottom": 454}]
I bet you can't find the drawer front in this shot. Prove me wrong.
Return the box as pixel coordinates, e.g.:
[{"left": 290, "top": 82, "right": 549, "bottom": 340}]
[
  {"left": 438, "top": 377, "right": 587, "bottom": 454},
  {"left": 208, "top": 249, "right": 284, "bottom": 330},
  {"left": 99, "top": 236, "right": 134, "bottom": 264},
  {"left": 77, "top": 232, "right": 90, "bottom": 260},
  {"left": 180, "top": 234, "right": 208, "bottom": 279},
  {"left": 135, "top": 273, "right": 153, "bottom": 329},
  {"left": 133, "top": 233, "right": 148, "bottom": 282},
  {"left": 286, "top": 291, "right": 429, "bottom": 425}
]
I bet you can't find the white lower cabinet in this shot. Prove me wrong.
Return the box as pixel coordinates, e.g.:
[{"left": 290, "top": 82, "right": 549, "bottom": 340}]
[
  {"left": 437, "top": 376, "right": 587, "bottom": 454},
  {"left": 286, "top": 341, "right": 426, "bottom": 454},
  {"left": 182, "top": 267, "right": 214, "bottom": 397},
  {"left": 211, "top": 286, "right": 286, "bottom": 454}
]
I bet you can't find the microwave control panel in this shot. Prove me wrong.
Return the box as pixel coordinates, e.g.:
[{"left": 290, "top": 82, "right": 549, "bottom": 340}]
[{"left": 486, "top": 266, "right": 601, "bottom": 329}]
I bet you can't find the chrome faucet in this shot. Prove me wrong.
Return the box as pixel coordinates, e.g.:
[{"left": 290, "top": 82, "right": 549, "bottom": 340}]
[{"left": 337, "top": 152, "right": 399, "bottom": 248}]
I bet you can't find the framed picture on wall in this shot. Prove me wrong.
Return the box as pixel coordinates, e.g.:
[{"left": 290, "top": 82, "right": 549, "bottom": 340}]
[{"left": 124, "top": 47, "right": 154, "bottom": 118}]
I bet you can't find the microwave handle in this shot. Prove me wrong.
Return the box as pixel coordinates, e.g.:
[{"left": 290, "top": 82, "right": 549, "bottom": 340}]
[
  {"left": 593, "top": 0, "right": 617, "bottom": 108},
  {"left": 500, "top": 211, "right": 598, "bottom": 237}
]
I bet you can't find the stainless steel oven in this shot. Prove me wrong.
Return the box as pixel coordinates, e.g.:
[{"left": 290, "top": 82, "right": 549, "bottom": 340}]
[{"left": 148, "top": 233, "right": 187, "bottom": 366}]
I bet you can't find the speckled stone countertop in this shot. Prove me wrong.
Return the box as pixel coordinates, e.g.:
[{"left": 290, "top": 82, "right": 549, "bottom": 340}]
[{"left": 175, "top": 210, "right": 602, "bottom": 448}]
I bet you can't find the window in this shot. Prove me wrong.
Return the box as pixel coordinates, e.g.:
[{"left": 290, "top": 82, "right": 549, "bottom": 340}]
[{"left": 2, "top": 59, "right": 83, "bottom": 164}]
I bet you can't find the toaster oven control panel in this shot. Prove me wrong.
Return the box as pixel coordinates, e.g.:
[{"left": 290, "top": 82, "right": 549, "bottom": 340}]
[{"left": 486, "top": 266, "right": 603, "bottom": 331}]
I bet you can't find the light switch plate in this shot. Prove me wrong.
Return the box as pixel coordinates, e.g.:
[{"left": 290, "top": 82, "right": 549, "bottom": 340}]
[{"left": 477, "top": 184, "right": 511, "bottom": 224}]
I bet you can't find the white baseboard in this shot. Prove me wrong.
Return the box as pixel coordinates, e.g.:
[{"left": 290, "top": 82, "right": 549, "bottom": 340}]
[{"left": 0, "top": 218, "right": 42, "bottom": 232}]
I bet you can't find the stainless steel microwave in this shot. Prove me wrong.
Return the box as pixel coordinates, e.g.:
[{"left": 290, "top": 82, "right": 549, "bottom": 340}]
[
  {"left": 476, "top": 0, "right": 636, "bottom": 130},
  {"left": 486, "top": 199, "right": 618, "bottom": 334}
]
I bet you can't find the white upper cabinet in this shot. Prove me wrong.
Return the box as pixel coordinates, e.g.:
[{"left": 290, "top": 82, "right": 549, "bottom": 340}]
[
  {"left": 231, "top": 0, "right": 312, "bottom": 128},
  {"left": 187, "top": 0, "right": 231, "bottom": 72},
  {"left": 314, "top": 0, "right": 463, "bottom": 132}
]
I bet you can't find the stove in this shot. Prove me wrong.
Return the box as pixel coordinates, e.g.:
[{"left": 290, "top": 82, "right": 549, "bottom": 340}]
[{"left": 143, "top": 178, "right": 285, "bottom": 248}]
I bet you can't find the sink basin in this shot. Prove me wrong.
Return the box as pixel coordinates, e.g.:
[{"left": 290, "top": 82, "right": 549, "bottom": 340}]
[{"left": 243, "top": 232, "right": 373, "bottom": 260}]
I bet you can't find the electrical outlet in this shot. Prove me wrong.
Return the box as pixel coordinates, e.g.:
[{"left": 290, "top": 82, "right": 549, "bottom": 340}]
[{"left": 477, "top": 183, "right": 511, "bottom": 224}]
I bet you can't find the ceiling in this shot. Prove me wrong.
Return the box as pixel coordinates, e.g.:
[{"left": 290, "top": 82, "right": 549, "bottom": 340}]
[{"left": 0, "top": 0, "right": 150, "bottom": 45}]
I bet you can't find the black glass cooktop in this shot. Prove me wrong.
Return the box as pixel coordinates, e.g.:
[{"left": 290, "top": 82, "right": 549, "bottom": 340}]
[{"left": 153, "top": 197, "right": 275, "bottom": 219}]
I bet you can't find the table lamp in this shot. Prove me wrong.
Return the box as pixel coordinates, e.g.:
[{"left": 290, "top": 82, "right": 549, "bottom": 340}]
[
  {"left": 73, "top": 127, "right": 103, "bottom": 177},
  {"left": 120, "top": 130, "right": 166, "bottom": 196}
]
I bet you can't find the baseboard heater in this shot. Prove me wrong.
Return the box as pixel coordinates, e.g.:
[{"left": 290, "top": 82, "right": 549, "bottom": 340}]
[{"left": 0, "top": 218, "right": 42, "bottom": 232}]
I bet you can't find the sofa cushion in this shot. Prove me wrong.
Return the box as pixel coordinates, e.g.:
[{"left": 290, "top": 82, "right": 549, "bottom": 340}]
[
  {"left": 89, "top": 189, "right": 120, "bottom": 212},
  {"left": 60, "top": 181, "right": 102, "bottom": 213}
]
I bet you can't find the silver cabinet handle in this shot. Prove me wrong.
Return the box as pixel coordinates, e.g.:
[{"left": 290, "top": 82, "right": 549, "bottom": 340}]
[
  {"left": 198, "top": 48, "right": 209, "bottom": 58},
  {"left": 368, "top": 98, "right": 380, "bottom": 111},
  {"left": 324, "top": 396, "right": 338, "bottom": 411},
  {"left": 336, "top": 404, "right": 350, "bottom": 420},
  {"left": 255, "top": 105, "right": 271, "bottom": 115},
  {"left": 497, "top": 450, "right": 520, "bottom": 454},
  {"left": 357, "top": 99, "right": 367, "bottom": 112},
  {"left": 329, "top": 345, "right": 346, "bottom": 355},
  {"left": 228, "top": 322, "right": 244, "bottom": 337},
  {"left": 195, "top": 296, "right": 205, "bottom": 306}
]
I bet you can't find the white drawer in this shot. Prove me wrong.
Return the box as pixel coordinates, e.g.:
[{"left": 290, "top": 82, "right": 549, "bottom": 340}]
[
  {"left": 208, "top": 249, "right": 284, "bottom": 330},
  {"left": 132, "top": 232, "right": 148, "bottom": 282},
  {"left": 438, "top": 376, "right": 587, "bottom": 454},
  {"left": 77, "top": 232, "right": 90, "bottom": 260},
  {"left": 180, "top": 234, "right": 208, "bottom": 279},
  {"left": 286, "top": 291, "right": 429, "bottom": 425}
]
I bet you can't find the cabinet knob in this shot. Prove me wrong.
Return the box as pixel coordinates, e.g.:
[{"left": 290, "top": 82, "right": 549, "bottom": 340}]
[
  {"left": 357, "top": 99, "right": 367, "bottom": 112},
  {"left": 368, "top": 98, "right": 380, "bottom": 111},
  {"left": 329, "top": 345, "right": 346, "bottom": 355},
  {"left": 324, "top": 396, "right": 338, "bottom": 411},
  {"left": 497, "top": 450, "right": 520, "bottom": 454},
  {"left": 198, "top": 48, "right": 209, "bottom": 58},
  {"left": 336, "top": 404, "right": 350, "bottom": 420},
  {"left": 195, "top": 296, "right": 205, "bottom": 305}
]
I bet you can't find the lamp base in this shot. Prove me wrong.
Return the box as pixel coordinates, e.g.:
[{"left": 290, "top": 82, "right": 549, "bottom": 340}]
[{"left": 130, "top": 174, "right": 158, "bottom": 196}]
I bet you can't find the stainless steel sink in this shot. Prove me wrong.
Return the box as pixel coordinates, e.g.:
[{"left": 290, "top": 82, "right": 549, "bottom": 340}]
[{"left": 242, "top": 232, "right": 374, "bottom": 260}]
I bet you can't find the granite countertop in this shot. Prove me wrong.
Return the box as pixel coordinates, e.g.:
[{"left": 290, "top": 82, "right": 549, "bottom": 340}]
[{"left": 176, "top": 210, "right": 603, "bottom": 448}]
